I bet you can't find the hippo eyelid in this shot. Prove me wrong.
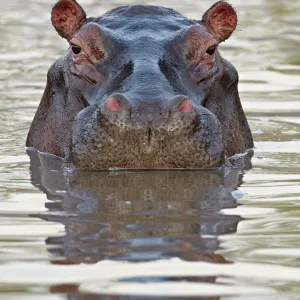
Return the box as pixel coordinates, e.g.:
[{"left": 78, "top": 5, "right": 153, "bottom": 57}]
[
  {"left": 206, "top": 45, "right": 217, "bottom": 55},
  {"left": 70, "top": 43, "right": 82, "bottom": 55}
]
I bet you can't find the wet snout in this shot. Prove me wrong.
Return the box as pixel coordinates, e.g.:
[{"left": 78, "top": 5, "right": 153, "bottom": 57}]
[
  {"left": 101, "top": 93, "right": 195, "bottom": 129},
  {"left": 97, "top": 51, "right": 200, "bottom": 129},
  {"left": 103, "top": 94, "right": 193, "bottom": 114},
  {"left": 69, "top": 54, "right": 225, "bottom": 169}
]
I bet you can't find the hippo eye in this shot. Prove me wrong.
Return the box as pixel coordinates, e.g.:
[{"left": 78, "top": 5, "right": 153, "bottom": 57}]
[
  {"left": 71, "top": 44, "right": 82, "bottom": 55},
  {"left": 206, "top": 45, "right": 216, "bottom": 55}
]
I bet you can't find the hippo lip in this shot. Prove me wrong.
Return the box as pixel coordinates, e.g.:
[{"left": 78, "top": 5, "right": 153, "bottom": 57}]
[
  {"left": 67, "top": 102, "right": 225, "bottom": 169},
  {"left": 105, "top": 124, "right": 157, "bottom": 155},
  {"left": 69, "top": 119, "right": 224, "bottom": 169}
]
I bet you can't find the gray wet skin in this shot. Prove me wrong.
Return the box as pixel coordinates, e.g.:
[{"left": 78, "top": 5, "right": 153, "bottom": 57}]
[{"left": 26, "top": 0, "right": 253, "bottom": 170}]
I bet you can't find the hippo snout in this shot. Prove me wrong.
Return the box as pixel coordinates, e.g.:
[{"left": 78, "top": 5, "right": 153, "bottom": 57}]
[
  {"left": 101, "top": 94, "right": 195, "bottom": 128},
  {"left": 68, "top": 95, "right": 224, "bottom": 169},
  {"left": 102, "top": 94, "right": 193, "bottom": 115}
]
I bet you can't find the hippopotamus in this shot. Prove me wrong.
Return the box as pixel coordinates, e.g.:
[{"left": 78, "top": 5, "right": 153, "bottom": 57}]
[{"left": 26, "top": 0, "right": 253, "bottom": 169}]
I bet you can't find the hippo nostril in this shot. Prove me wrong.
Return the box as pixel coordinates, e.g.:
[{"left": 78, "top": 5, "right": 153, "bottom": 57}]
[
  {"left": 178, "top": 98, "right": 193, "bottom": 113},
  {"left": 105, "top": 96, "right": 123, "bottom": 112}
]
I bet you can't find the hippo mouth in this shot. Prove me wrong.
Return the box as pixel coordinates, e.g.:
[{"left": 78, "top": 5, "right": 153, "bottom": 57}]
[{"left": 66, "top": 103, "right": 224, "bottom": 170}]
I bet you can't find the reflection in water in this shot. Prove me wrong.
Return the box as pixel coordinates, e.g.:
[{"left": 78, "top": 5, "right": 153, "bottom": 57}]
[
  {"left": 52, "top": 293, "right": 226, "bottom": 300},
  {"left": 27, "top": 149, "right": 252, "bottom": 298}
]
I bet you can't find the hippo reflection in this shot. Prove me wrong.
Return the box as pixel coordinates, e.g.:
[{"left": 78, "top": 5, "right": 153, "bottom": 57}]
[
  {"left": 28, "top": 149, "right": 252, "bottom": 298},
  {"left": 28, "top": 150, "right": 252, "bottom": 264},
  {"left": 26, "top": 0, "right": 253, "bottom": 169}
]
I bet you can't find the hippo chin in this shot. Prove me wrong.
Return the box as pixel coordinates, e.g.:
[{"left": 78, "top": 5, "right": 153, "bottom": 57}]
[{"left": 26, "top": 0, "right": 253, "bottom": 170}]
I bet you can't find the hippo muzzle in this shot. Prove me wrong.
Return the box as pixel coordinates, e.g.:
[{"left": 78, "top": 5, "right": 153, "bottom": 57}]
[
  {"left": 26, "top": 1, "right": 253, "bottom": 170},
  {"left": 70, "top": 94, "right": 224, "bottom": 169}
]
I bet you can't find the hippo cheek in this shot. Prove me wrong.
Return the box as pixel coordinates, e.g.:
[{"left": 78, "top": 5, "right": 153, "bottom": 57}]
[
  {"left": 186, "top": 111, "right": 224, "bottom": 168},
  {"left": 193, "top": 110, "right": 224, "bottom": 158},
  {"left": 193, "top": 129, "right": 224, "bottom": 159}
]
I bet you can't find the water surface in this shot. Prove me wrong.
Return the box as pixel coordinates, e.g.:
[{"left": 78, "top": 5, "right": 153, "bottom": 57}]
[{"left": 0, "top": 0, "right": 300, "bottom": 299}]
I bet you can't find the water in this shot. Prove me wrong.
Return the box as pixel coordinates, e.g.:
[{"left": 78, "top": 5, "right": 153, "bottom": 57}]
[{"left": 0, "top": 0, "right": 300, "bottom": 299}]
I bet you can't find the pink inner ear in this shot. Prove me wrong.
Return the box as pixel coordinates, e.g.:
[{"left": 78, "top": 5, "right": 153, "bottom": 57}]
[
  {"left": 202, "top": 2, "right": 237, "bottom": 42},
  {"left": 51, "top": 0, "right": 87, "bottom": 41},
  {"left": 213, "top": 7, "right": 237, "bottom": 32}
]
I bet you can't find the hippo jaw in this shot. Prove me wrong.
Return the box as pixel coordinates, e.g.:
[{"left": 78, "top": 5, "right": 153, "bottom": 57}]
[{"left": 26, "top": 1, "right": 253, "bottom": 170}]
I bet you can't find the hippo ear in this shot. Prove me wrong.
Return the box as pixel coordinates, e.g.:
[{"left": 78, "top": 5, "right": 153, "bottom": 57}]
[
  {"left": 51, "top": 0, "right": 87, "bottom": 41},
  {"left": 202, "top": 1, "right": 237, "bottom": 42}
]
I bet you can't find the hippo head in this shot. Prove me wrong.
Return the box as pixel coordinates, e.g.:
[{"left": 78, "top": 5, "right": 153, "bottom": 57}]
[{"left": 26, "top": 0, "right": 253, "bottom": 169}]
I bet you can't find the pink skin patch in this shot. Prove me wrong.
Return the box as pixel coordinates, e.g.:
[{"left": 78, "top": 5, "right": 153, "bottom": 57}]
[
  {"left": 178, "top": 99, "right": 193, "bottom": 113},
  {"left": 105, "top": 96, "right": 123, "bottom": 112}
]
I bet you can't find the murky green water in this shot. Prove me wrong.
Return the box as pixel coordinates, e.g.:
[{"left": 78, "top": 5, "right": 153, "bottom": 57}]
[{"left": 0, "top": 0, "right": 300, "bottom": 299}]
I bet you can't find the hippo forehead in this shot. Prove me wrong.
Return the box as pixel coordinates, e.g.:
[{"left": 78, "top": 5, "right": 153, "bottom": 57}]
[
  {"left": 73, "top": 5, "right": 214, "bottom": 105},
  {"left": 93, "top": 5, "right": 198, "bottom": 40}
]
